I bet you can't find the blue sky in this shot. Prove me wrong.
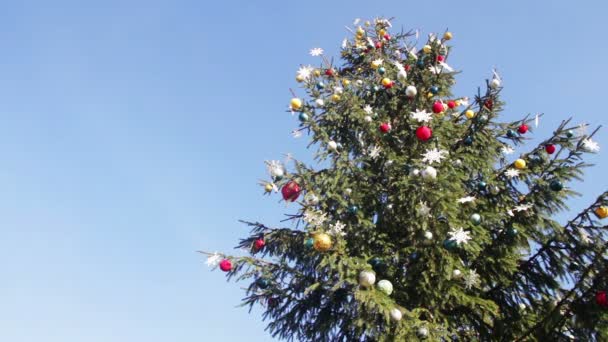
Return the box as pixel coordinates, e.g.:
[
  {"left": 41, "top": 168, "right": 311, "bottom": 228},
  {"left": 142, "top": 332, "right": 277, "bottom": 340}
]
[{"left": 0, "top": 1, "right": 606, "bottom": 341}]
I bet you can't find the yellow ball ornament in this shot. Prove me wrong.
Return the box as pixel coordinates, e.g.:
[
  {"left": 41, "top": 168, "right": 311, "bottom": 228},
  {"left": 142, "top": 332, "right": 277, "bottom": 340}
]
[
  {"left": 313, "top": 69, "right": 321, "bottom": 77},
  {"left": 264, "top": 183, "right": 274, "bottom": 192},
  {"left": 465, "top": 110, "right": 475, "bottom": 119},
  {"left": 290, "top": 98, "right": 303, "bottom": 111},
  {"left": 313, "top": 233, "right": 332, "bottom": 252},
  {"left": 331, "top": 94, "right": 341, "bottom": 102},
  {"left": 514, "top": 159, "right": 527, "bottom": 169},
  {"left": 381, "top": 78, "right": 392, "bottom": 87},
  {"left": 371, "top": 60, "right": 382, "bottom": 69},
  {"left": 595, "top": 206, "right": 608, "bottom": 219},
  {"left": 378, "top": 28, "right": 386, "bottom": 36},
  {"left": 423, "top": 45, "right": 432, "bottom": 54},
  {"left": 443, "top": 31, "right": 453, "bottom": 40},
  {"left": 296, "top": 74, "right": 305, "bottom": 82},
  {"left": 342, "top": 79, "right": 351, "bottom": 86}
]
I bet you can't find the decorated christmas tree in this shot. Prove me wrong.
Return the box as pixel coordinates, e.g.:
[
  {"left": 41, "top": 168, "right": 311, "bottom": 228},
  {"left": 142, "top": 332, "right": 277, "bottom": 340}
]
[{"left": 202, "top": 18, "right": 608, "bottom": 341}]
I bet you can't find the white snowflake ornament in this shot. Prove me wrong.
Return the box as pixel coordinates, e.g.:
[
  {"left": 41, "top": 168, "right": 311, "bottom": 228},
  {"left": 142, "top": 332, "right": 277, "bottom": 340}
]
[{"left": 447, "top": 227, "right": 471, "bottom": 245}]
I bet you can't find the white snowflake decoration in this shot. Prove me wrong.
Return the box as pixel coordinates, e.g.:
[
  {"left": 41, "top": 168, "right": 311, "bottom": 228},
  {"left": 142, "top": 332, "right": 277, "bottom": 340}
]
[
  {"left": 368, "top": 145, "right": 381, "bottom": 159},
  {"left": 297, "top": 65, "right": 314, "bottom": 81},
  {"left": 372, "top": 58, "right": 384, "bottom": 66},
  {"left": 305, "top": 193, "right": 319, "bottom": 205},
  {"left": 417, "top": 201, "right": 431, "bottom": 217},
  {"left": 309, "top": 47, "right": 324, "bottom": 56},
  {"left": 582, "top": 138, "right": 600, "bottom": 152},
  {"left": 457, "top": 196, "right": 476, "bottom": 204},
  {"left": 265, "top": 160, "right": 285, "bottom": 178},
  {"left": 206, "top": 253, "right": 222, "bottom": 268},
  {"left": 363, "top": 105, "right": 374, "bottom": 115},
  {"left": 513, "top": 203, "right": 533, "bottom": 212},
  {"left": 501, "top": 145, "right": 515, "bottom": 155},
  {"left": 429, "top": 62, "right": 454, "bottom": 74},
  {"left": 463, "top": 269, "right": 480, "bottom": 289},
  {"left": 303, "top": 210, "right": 328, "bottom": 227},
  {"left": 411, "top": 109, "right": 433, "bottom": 123},
  {"left": 422, "top": 148, "right": 448, "bottom": 164},
  {"left": 459, "top": 97, "right": 470, "bottom": 107},
  {"left": 505, "top": 168, "right": 520, "bottom": 179},
  {"left": 447, "top": 227, "right": 471, "bottom": 245},
  {"left": 329, "top": 221, "right": 346, "bottom": 237}
]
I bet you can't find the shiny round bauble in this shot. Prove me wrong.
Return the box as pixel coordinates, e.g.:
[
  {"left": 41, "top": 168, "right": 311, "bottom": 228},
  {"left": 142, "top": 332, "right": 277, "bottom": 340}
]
[
  {"left": 296, "top": 74, "right": 305, "bottom": 82},
  {"left": 348, "top": 205, "right": 359, "bottom": 215},
  {"left": 490, "top": 78, "right": 501, "bottom": 89},
  {"left": 396, "top": 70, "right": 407, "bottom": 81},
  {"left": 545, "top": 144, "right": 556, "bottom": 154},
  {"left": 463, "top": 136, "right": 474, "bottom": 146},
  {"left": 405, "top": 85, "right": 417, "bottom": 97},
  {"left": 470, "top": 213, "right": 482, "bottom": 225},
  {"left": 489, "top": 185, "right": 500, "bottom": 195},
  {"left": 390, "top": 308, "right": 403, "bottom": 321},
  {"left": 514, "top": 159, "right": 527, "bottom": 169},
  {"left": 378, "top": 66, "right": 386, "bottom": 75},
  {"left": 383, "top": 33, "right": 391, "bottom": 40},
  {"left": 432, "top": 101, "right": 444, "bottom": 114},
  {"left": 281, "top": 181, "right": 302, "bottom": 202},
  {"left": 358, "top": 270, "right": 376, "bottom": 288},
  {"left": 430, "top": 86, "right": 439, "bottom": 94},
  {"left": 595, "top": 206, "right": 608, "bottom": 219},
  {"left": 416, "top": 126, "right": 432, "bottom": 141},
  {"left": 374, "top": 41, "right": 382, "bottom": 49},
  {"left": 364, "top": 115, "right": 372, "bottom": 123},
  {"left": 313, "top": 233, "right": 332, "bottom": 252},
  {"left": 507, "top": 129, "right": 516, "bottom": 138},
  {"left": 327, "top": 140, "right": 338, "bottom": 151},
  {"left": 304, "top": 237, "right": 314, "bottom": 248},
  {"left": 298, "top": 113, "right": 309, "bottom": 122},
  {"left": 254, "top": 238, "right": 266, "bottom": 250},
  {"left": 314, "top": 98, "right": 324, "bottom": 107},
  {"left": 565, "top": 130, "right": 574, "bottom": 138},
  {"left": 506, "top": 227, "right": 518, "bottom": 238},
  {"left": 596, "top": 291, "right": 608, "bottom": 307},
  {"left": 417, "top": 327, "right": 429, "bottom": 339},
  {"left": 256, "top": 278, "right": 270, "bottom": 289},
  {"left": 376, "top": 279, "right": 393, "bottom": 295},
  {"left": 331, "top": 94, "right": 341, "bottom": 102},
  {"left": 368, "top": 257, "right": 387, "bottom": 273},
  {"left": 484, "top": 99, "right": 493, "bottom": 110},
  {"left": 264, "top": 183, "right": 274, "bottom": 193},
  {"left": 421, "top": 166, "right": 437, "bottom": 179},
  {"left": 356, "top": 26, "right": 365, "bottom": 35},
  {"left": 447, "top": 100, "right": 456, "bottom": 109},
  {"left": 325, "top": 68, "right": 335, "bottom": 77},
  {"left": 290, "top": 98, "right": 303, "bottom": 111},
  {"left": 417, "top": 59, "right": 425, "bottom": 68},
  {"left": 342, "top": 79, "right": 350, "bottom": 86},
  {"left": 436, "top": 55, "right": 445, "bottom": 62},
  {"left": 313, "top": 69, "right": 321, "bottom": 77},
  {"left": 452, "top": 269, "right": 462, "bottom": 279},
  {"left": 409, "top": 168, "right": 420, "bottom": 177},
  {"left": 422, "top": 45, "right": 432, "bottom": 53},
  {"left": 443, "top": 32, "right": 453, "bottom": 40},
  {"left": 219, "top": 259, "right": 232, "bottom": 272},
  {"left": 379, "top": 122, "right": 391, "bottom": 133},
  {"left": 424, "top": 231, "right": 433, "bottom": 240},
  {"left": 479, "top": 114, "right": 489, "bottom": 123},
  {"left": 371, "top": 60, "right": 382, "bottom": 69},
  {"left": 550, "top": 180, "right": 564, "bottom": 191},
  {"left": 518, "top": 124, "right": 529, "bottom": 134},
  {"left": 381, "top": 78, "right": 393, "bottom": 88},
  {"left": 477, "top": 181, "right": 487, "bottom": 190},
  {"left": 316, "top": 81, "right": 325, "bottom": 90},
  {"left": 443, "top": 239, "right": 457, "bottom": 250},
  {"left": 372, "top": 85, "right": 380, "bottom": 92}
]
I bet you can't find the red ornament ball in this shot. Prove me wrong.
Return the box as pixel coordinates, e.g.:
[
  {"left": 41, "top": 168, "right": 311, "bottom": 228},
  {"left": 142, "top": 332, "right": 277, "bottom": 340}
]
[
  {"left": 383, "top": 33, "right": 391, "bottom": 40},
  {"left": 325, "top": 68, "right": 334, "bottom": 77},
  {"left": 416, "top": 126, "right": 433, "bottom": 141},
  {"left": 404, "top": 64, "right": 411, "bottom": 72},
  {"left": 281, "top": 181, "right": 302, "bottom": 202},
  {"left": 596, "top": 291, "right": 608, "bottom": 307},
  {"left": 219, "top": 259, "right": 232, "bottom": 272},
  {"left": 436, "top": 55, "right": 445, "bottom": 62},
  {"left": 432, "top": 101, "right": 444, "bottom": 114},
  {"left": 253, "top": 238, "right": 265, "bottom": 251},
  {"left": 447, "top": 100, "right": 456, "bottom": 109},
  {"left": 518, "top": 124, "right": 529, "bottom": 134},
  {"left": 379, "top": 123, "right": 391, "bottom": 133},
  {"left": 545, "top": 144, "right": 556, "bottom": 154},
  {"left": 375, "top": 41, "right": 382, "bottom": 49},
  {"left": 484, "top": 99, "right": 494, "bottom": 110}
]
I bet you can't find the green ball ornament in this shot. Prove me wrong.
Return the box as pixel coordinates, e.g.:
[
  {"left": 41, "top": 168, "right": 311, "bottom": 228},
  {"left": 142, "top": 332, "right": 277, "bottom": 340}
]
[
  {"left": 489, "top": 185, "right": 500, "bottom": 195},
  {"left": 376, "top": 279, "right": 393, "bottom": 295},
  {"left": 470, "top": 213, "right": 482, "bottom": 225},
  {"left": 443, "top": 239, "right": 457, "bottom": 250},
  {"left": 378, "top": 66, "right": 386, "bottom": 74},
  {"left": 550, "top": 180, "right": 564, "bottom": 191},
  {"left": 348, "top": 205, "right": 359, "bottom": 215},
  {"left": 304, "top": 237, "right": 314, "bottom": 248},
  {"left": 477, "top": 181, "right": 487, "bottom": 190},
  {"left": 506, "top": 227, "right": 518, "bottom": 238},
  {"left": 566, "top": 130, "right": 574, "bottom": 138}
]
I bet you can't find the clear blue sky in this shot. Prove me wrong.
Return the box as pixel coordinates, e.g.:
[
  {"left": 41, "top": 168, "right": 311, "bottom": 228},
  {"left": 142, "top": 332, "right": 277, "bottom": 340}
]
[{"left": 0, "top": 1, "right": 606, "bottom": 341}]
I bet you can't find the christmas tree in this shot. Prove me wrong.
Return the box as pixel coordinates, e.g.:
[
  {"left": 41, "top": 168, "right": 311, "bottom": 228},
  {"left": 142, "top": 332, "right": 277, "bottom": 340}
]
[{"left": 202, "top": 18, "right": 608, "bottom": 341}]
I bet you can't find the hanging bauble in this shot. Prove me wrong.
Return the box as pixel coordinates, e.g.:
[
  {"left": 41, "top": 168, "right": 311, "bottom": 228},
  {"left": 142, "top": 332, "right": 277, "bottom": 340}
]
[
  {"left": 417, "top": 59, "right": 425, "bottom": 68},
  {"left": 342, "top": 79, "right": 350, "bottom": 86},
  {"left": 463, "top": 136, "right": 473, "bottom": 146},
  {"left": 421, "top": 166, "right": 437, "bottom": 179},
  {"left": 417, "top": 327, "right": 429, "bottom": 339},
  {"left": 479, "top": 114, "right": 489, "bottom": 123},
  {"left": 409, "top": 168, "right": 420, "bottom": 177},
  {"left": 514, "top": 159, "right": 527, "bottom": 169},
  {"left": 281, "top": 181, "right": 302, "bottom": 202},
  {"left": 490, "top": 185, "right": 500, "bottom": 195},
  {"left": 296, "top": 74, "right": 305, "bottom": 82},
  {"left": 518, "top": 124, "right": 529, "bottom": 134},
  {"left": 256, "top": 278, "right": 270, "bottom": 289},
  {"left": 596, "top": 291, "right": 608, "bottom": 307},
  {"left": 378, "top": 66, "right": 386, "bottom": 75},
  {"left": 452, "top": 269, "right": 462, "bottom": 279},
  {"left": 364, "top": 116, "right": 372, "bottom": 123},
  {"left": 371, "top": 60, "right": 382, "bottom": 69},
  {"left": 430, "top": 86, "right": 439, "bottom": 94},
  {"left": 405, "top": 85, "right": 417, "bottom": 98},
  {"left": 313, "top": 69, "right": 321, "bottom": 77},
  {"left": 374, "top": 41, "right": 382, "bottom": 49},
  {"left": 376, "top": 279, "right": 393, "bottom": 295},
  {"left": 424, "top": 231, "right": 433, "bottom": 240},
  {"left": 443, "top": 32, "right": 453, "bottom": 40},
  {"left": 490, "top": 78, "right": 501, "bottom": 89},
  {"left": 298, "top": 113, "right": 309, "bottom": 122},
  {"left": 416, "top": 126, "right": 433, "bottom": 141},
  {"left": 594, "top": 206, "right": 608, "bottom": 219},
  {"left": 313, "top": 233, "right": 332, "bottom": 252},
  {"left": 348, "top": 205, "right": 359, "bottom": 215},
  {"left": 436, "top": 55, "right": 445, "bottom": 62},
  {"left": 565, "top": 130, "right": 574, "bottom": 138},
  {"left": 381, "top": 78, "right": 393, "bottom": 89},
  {"left": 253, "top": 238, "right": 266, "bottom": 251},
  {"left": 369, "top": 257, "right": 388, "bottom": 273},
  {"left": 443, "top": 239, "right": 457, "bottom": 250},
  {"left": 470, "top": 213, "right": 482, "bottom": 225},
  {"left": 290, "top": 98, "right": 303, "bottom": 111},
  {"left": 325, "top": 68, "right": 335, "bottom": 77},
  {"left": 506, "top": 227, "right": 518, "bottom": 238},
  {"left": 507, "top": 129, "right": 516, "bottom": 138},
  {"left": 484, "top": 99, "right": 493, "bottom": 110},
  {"left": 379, "top": 123, "right": 391, "bottom": 133},
  {"left": 528, "top": 154, "right": 542, "bottom": 166},
  {"left": 316, "top": 82, "right": 325, "bottom": 90},
  {"left": 550, "top": 180, "right": 564, "bottom": 191},
  {"left": 478, "top": 181, "right": 487, "bottom": 190},
  {"left": 397, "top": 69, "right": 407, "bottom": 80},
  {"left": 358, "top": 270, "right": 376, "bottom": 288},
  {"left": 447, "top": 100, "right": 456, "bottom": 109},
  {"left": 219, "top": 259, "right": 232, "bottom": 272},
  {"left": 264, "top": 183, "right": 274, "bottom": 193},
  {"left": 390, "top": 308, "right": 403, "bottom": 321},
  {"left": 331, "top": 94, "right": 341, "bottom": 102},
  {"left": 304, "top": 237, "right": 314, "bottom": 248},
  {"left": 432, "top": 101, "right": 444, "bottom": 114},
  {"left": 545, "top": 144, "right": 556, "bottom": 154},
  {"left": 327, "top": 140, "right": 338, "bottom": 151},
  {"left": 315, "top": 98, "right": 324, "bottom": 107},
  {"left": 422, "top": 45, "right": 432, "bottom": 53}
]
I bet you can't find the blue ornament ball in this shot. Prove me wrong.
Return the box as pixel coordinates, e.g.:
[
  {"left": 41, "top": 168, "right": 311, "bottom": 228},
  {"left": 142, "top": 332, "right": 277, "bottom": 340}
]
[
  {"left": 463, "top": 136, "right": 474, "bottom": 146},
  {"left": 298, "top": 113, "right": 309, "bottom": 122},
  {"left": 378, "top": 67, "right": 386, "bottom": 75},
  {"left": 430, "top": 86, "right": 439, "bottom": 94},
  {"left": 316, "top": 82, "right": 325, "bottom": 90}
]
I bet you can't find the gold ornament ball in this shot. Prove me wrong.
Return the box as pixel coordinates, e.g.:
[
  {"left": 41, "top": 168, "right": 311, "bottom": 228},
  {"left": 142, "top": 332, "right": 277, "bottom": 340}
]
[
  {"left": 296, "top": 74, "right": 305, "bottom": 82},
  {"left": 364, "top": 21, "right": 371, "bottom": 27},
  {"left": 514, "top": 159, "right": 527, "bottom": 169},
  {"left": 465, "top": 110, "right": 475, "bottom": 119},
  {"left": 378, "top": 28, "right": 386, "bottom": 36},
  {"left": 264, "top": 183, "right": 274, "bottom": 192},
  {"left": 342, "top": 79, "right": 351, "bottom": 86},
  {"left": 595, "top": 206, "right": 608, "bottom": 219},
  {"left": 313, "top": 69, "right": 321, "bottom": 77},
  {"left": 331, "top": 94, "right": 341, "bottom": 102},
  {"left": 381, "top": 78, "right": 392, "bottom": 87},
  {"left": 422, "top": 45, "right": 432, "bottom": 54},
  {"left": 290, "top": 98, "right": 303, "bottom": 111},
  {"left": 455, "top": 99, "right": 462, "bottom": 106},
  {"left": 371, "top": 60, "right": 382, "bottom": 69},
  {"left": 313, "top": 233, "right": 332, "bottom": 252},
  {"left": 443, "top": 31, "right": 453, "bottom": 40}
]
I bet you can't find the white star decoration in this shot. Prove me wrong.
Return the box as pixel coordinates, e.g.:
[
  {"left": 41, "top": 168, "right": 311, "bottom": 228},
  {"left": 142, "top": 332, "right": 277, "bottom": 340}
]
[
  {"left": 206, "top": 253, "right": 222, "bottom": 268},
  {"left": 303, "top": 210, "right": 328, "bottom": 227},
  {"left": 513, "top": 204, "right": 533, "bottom": 212},
  {"left": 457, "top": 196, "right": 476, "bottom": 204},
  {"left": 448, "top": 227, "right": 471, "bottom": 245},
  {"left": 463, "top": 269, "right": 480, "bottom": 289},
  {"left": 309, "top": 47, "right": 324, "bottom": 56},
  {"left": 265, "top": 160, "right": 284, "bottom": 178},
  {"left": 363, "top": 105, "right": 374, "bottom": 115},
  {"left": 501, "top": 145, "right": 515, "bottom": 155},
  {"left": 422, "top": 148, "right": 448, "bottom": 164},
  {"left": 368, "top": 145, "right": 381, "bottom": 159},
  {"left": 505, "top": 169, "right": 520, "bottom": 179},
  {"left": 329, "top": 221, "right": 346, "bottom": 237},
  {"left": 411, "top": 109, "right": 433, "bottom": 123},
  {"left": 297, "top": 65, "right": 314, "bottom": 80},
  {"left": 417, "top": 201, "right": 431, "bottom": 217},
  {"left": 582, "top": 138, "right": 600, "bottom": 152}
]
